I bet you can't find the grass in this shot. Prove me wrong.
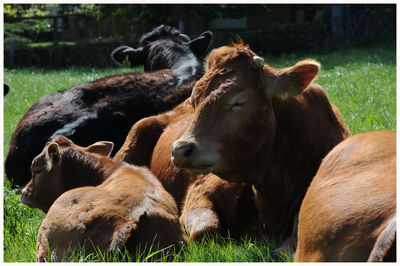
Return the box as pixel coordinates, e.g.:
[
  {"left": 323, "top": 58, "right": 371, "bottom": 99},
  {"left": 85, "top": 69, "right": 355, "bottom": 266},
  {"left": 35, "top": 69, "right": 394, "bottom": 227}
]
[
  {"left": 27, "top": 41, "right": 77, "bottom": 48},
  {"left": 3, "top": 41, "right": 396, "bottom": 262},
  {"left": 35, "top": 235, "right": 280, "bottom": 262}
]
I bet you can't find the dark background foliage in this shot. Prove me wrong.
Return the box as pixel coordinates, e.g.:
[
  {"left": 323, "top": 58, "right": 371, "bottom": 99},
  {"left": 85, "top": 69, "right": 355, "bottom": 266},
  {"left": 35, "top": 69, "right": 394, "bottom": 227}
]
[{"left": 4, "top": 4, "right": 395, "bottom": 68}]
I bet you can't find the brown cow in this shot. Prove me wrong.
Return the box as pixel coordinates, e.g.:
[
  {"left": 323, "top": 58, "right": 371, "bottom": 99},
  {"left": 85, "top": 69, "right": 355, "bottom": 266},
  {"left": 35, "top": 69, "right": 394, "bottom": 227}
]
[
  {"left": 295, "top": 131, "right": 396, "bottom": 262},
  {"left": 115, "top": 99, "right": 259, "bottom": 240},
  {"left": 24, "top": 136, "right": 185, "bottom": 261},
  {"left": 171, "top": 41, "right": 350, "bottom": 255}
]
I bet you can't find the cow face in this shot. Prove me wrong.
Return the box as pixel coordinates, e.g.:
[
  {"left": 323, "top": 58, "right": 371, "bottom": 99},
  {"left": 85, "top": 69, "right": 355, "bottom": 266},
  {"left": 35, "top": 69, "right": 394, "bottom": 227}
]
[
  {"left": 171, "top": 43, "right": 320, "bottom": 181},
  {"left": 111, "top": 24, "right": 213, "bottom": 71},
  {"left": 20, "top": 136, "right": 113, "bottom": 212}
]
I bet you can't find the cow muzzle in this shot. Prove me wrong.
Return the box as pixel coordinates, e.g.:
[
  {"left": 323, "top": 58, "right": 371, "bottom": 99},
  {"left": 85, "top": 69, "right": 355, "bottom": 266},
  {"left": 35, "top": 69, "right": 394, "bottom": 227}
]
[
  {"left": 20, "top": 186, "right": 33, "bottom": 206},
  {"left": 171, "top": 139, "right": 220, "bottom": 174}
]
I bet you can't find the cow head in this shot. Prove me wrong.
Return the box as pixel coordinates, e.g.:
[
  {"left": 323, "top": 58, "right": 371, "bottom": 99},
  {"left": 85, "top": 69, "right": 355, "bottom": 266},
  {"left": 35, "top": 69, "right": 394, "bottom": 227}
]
[
  {"left": 20, "top": 136, "right": 114, "bottom": 212},
  {"left": 111, "top": 24, "right": 213, "bottom": 71},
  {"left": 171, "top": 41, "right": 320, "bottom": 182}
]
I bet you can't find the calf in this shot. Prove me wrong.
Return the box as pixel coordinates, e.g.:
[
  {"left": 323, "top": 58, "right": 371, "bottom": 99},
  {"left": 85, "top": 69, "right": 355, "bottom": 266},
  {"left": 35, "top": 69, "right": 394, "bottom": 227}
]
[
  {"left": 21, "top": 136, "right": 115, "bottom": 212},
  {"left": 171, "top": 41, "right": 350, "bottom": 253},
  {"left": 295, "top": 131, "right": 396, "bottom": 262},
  {"left": 6, "top": 24, "right": 213, "bottom": 188},
  {"left": 22, "top": 136, "right": 185, "bottom": 261}
]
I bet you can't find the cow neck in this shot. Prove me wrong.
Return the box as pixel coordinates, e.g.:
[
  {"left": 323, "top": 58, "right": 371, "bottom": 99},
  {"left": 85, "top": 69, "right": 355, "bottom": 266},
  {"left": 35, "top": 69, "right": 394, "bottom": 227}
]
[
  {"left": 255, "top": 89, "right": 347, "bottom": 192},
  {"left": 62, "top": 152, "right": 121, "bottom": 190},
  {"left": 239, "top": 88, "right": 348, "bottom": 237}
]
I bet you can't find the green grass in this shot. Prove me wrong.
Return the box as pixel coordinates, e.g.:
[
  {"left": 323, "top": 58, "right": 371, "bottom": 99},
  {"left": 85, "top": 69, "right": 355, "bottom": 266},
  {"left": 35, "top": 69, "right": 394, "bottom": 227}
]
[
  {"left": 27, "top": 41, "right": 77, "bottom": 48},
  {"left": 34, "top": 235, "right": 280, "bottom": 262},
  {"left": 3, "top": 41, "right": 396, "bottom": 262}
]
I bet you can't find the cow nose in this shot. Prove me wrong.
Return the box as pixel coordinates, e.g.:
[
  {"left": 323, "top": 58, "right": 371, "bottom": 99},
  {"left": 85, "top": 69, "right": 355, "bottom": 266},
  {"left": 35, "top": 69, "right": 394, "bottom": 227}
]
[
  {"left": 20, "top": 187, "right": 33, "bottom": 204},
  {"left": 21, "top": 186, "right": 32, "bottom": 196},
  {"left": 171, "top": 141, "right": 194, "bottom": 167}
]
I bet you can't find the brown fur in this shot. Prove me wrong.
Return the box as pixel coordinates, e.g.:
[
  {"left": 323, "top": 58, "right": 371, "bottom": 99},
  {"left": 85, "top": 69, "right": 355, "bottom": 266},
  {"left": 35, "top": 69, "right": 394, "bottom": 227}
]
[
  {"left": 114, "top": 99, "right": 196, "bottom": 206},
  {"left": 32, "top": 137, "right": 185, "bottom": 261},
  {"left": 171, "top": 43, "right": 350, "bottom": 249},
  {"left": 115, "top": 96, "right": 257, "bottom": 239},
  {"left": 295, "top": 131, "right": 396, "bottom": 262},
  {"left": 180, "top": 174, "right": 259, "bottom": 242},
  {"left": 114, "top": 91, "right": 258, "bottom": 238},
  {"left": 21, "top": 136, "right": 116, "bottom": 212},
  {"left": 114, "top": 99, "right": 191, "bottom": 166}
]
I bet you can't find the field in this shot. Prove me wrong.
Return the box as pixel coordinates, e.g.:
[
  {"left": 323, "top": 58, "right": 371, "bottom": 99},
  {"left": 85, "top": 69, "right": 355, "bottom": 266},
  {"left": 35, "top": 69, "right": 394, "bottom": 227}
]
[{"left": 3, "top": 41, "right": 396, "bottom": 262}]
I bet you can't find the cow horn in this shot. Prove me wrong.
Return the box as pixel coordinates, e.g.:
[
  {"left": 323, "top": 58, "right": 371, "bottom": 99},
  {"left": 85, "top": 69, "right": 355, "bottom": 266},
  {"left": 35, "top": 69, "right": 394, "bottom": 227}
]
[{"left": 252, "top": 56, "right": 264, "bottom": 70}]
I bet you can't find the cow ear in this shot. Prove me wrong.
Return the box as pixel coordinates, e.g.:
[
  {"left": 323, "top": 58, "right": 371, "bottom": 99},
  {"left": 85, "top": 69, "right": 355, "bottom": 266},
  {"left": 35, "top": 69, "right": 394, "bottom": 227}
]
[
  {"left": 47, "top": 143, "right": 61, "bottom": 166},
  {"left": 268, "top": 59, "right": 320, "bottom": 96},
  {"left": 85, "top": 141, "right": 114, "bottom": 157},
  {"left": 111, "top": 46, "right": 145, "bottom": 67},
  {"left": 180, "top": 33, "right": 191, "bottom": 42},
  {"left": 189, "top": 31, "right": 213, "bottom": 58}
]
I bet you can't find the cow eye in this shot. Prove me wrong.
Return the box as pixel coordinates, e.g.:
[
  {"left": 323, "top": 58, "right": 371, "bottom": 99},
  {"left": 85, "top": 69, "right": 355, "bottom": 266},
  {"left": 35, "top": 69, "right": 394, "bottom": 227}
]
[
  {"left": 33, "top": 169, "right": 42, "bottom": 175},
  {"left": 229, "top": 101, "right": 246, "bottom": 111}
]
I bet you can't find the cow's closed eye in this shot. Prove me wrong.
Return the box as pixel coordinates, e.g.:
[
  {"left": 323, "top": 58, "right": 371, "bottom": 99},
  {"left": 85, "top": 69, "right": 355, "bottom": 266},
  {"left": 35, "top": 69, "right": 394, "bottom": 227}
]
[
  {"left": 228, "top": 101, "right": 247, "bottom": 112},
  {"left": 33, "top": 169, "right": 42, "bottom": 175}
]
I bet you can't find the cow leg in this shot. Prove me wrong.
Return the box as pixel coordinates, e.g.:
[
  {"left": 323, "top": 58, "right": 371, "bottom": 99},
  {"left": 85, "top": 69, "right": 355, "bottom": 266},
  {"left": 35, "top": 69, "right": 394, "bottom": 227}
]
[
  {"left": 181, "top": 174, "right": 258, "bottom": 242},
  {"left": 114, "top": 115, "right": 169, "bottom": 167},
  {"left": 180, "top": 186, "right": 221, "bottom": 242},
  {"left": 180, "top": 200, "right": 220, "bottom": 242},
  {"left": 367, "top": 214, "right": 396, "bottom": 262}
]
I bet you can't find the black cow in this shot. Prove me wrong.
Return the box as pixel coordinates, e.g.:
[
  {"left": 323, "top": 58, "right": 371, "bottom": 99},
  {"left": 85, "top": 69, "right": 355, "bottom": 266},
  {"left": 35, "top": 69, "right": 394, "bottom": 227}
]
[{"left": 5, "top": 25, "right": 213, "bottom": 187}]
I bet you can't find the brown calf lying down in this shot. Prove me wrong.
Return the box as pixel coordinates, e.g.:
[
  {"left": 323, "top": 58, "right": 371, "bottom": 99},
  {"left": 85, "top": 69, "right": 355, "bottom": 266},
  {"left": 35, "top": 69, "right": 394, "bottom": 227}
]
[
  {"left": 171, "top": 41, "right": 350, "bottom": 253},
  {"left": 21, "top": 136, "right": 115, "bottom": 212},
  {"left": 295, "top": 131, "right": 396, "bottom": 262},
  {"left": 28, "top": 136, "right": 185, "bottom": 261}
]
